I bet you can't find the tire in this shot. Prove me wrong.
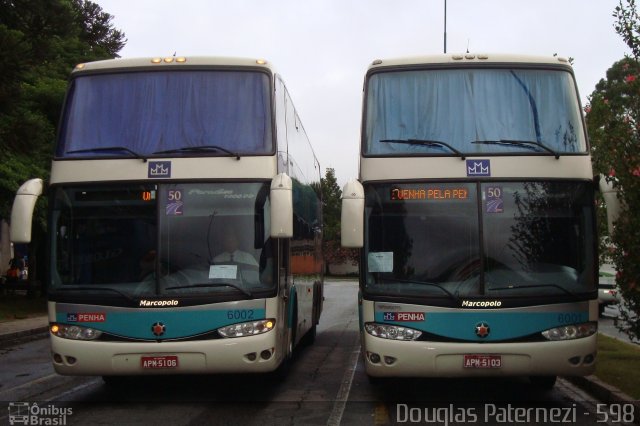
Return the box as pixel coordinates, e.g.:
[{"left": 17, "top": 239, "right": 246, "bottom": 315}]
[{"left": 301, "top": 324, "right": 316, "bottom": 346}]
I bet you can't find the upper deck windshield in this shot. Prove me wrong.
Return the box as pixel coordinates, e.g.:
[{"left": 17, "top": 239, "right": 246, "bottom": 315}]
[
  {"left": 50, "top": 182, "right": 275, "bottom": 301},
  {"left": 57, "top": 70, "right": 273, "bottom": 158},
  {"left": 364, "top": 67, "right": 587, "bottom": 156},
  {"left": 364, "top": 181, "right": 596, "bottom": 304}
]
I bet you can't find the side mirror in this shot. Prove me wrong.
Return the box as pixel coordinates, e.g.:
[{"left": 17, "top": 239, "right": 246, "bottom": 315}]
[
  {"left": 341, "top": 180, "right": 364, "bottom": 248},
  {"left": 10, "top": 178, "right": 43, "bottom": 243},
  {"left": 270, "top": 173, "right": 293, "bottom": 238},
  {"left": 599, "top": 174, "right": 621, "bottom": 235}
]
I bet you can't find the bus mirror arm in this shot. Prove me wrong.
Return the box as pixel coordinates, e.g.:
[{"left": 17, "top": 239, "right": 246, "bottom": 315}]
[{"left": 10, "top": 178, "right": 44, "bottom": 243}]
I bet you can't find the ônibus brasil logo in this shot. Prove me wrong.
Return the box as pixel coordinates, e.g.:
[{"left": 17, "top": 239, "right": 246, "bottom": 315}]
[{"left": 8, "top": 402, "right": 73, "bottom": 425}]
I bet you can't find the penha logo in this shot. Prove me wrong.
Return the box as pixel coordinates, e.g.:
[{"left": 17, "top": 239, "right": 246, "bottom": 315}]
[
  {"left": 148, "top": 161, "right": 171, "bottom": 178},
  {"left": 466, "top": 159, "right": 490, "bottom": 177},
  {"left": 66, "top": 312, "right": 106, "bottom": 322},
  {"left": 383, "top": 312, "right": 426, "bottom": 322}
]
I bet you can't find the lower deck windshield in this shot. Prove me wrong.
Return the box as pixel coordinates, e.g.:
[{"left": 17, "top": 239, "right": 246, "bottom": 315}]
[
  {"left": 364, "top": 181, "right": 596, "bottom": 302},
  {"left": 50, "top": 182, "right": 275, "bottom": 300}
]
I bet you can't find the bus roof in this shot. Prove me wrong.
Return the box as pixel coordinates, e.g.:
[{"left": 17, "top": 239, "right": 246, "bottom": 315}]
[
  {"left": 71, "top": 56, "right": 276, "bottom": 74},
  {"left": 366, "top": 53, "right": 573, "bottom": 72}
]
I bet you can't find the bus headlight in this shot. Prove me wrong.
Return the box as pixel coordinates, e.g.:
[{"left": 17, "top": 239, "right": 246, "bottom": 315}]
[
  {"left": 541, "top": 322, "right": 597, "bottom": 341},
  {"left": 218, "top": 319, "right": 275, "bottom": 338},
  {"left": 50, "top": 323, "right": 102, "bottom": 340},
  {"left": 365, "top": 322, "right": 422, "bottom": 341}
]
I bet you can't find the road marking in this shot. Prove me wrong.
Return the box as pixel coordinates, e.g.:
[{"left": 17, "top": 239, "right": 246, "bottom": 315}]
[
  {"left": 0, "top": 373, "right": 58, "bottom": 397},
  {"left": 45, "top": 378, "right": 102, "bottom": 401},
  {"left": 326, "top": 347, "right": 360, "bottom": 426}
]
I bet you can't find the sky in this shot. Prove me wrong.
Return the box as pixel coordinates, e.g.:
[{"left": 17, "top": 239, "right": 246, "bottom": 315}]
[{"left": 95, "top": 0, "right": 631, "bottom": 186}]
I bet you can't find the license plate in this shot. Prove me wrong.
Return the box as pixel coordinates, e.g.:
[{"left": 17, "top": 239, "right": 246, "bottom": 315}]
[
  {"left": 141, "top": 355, "right": 179, "bottom": 369},
  {"left": 463, "top": 354, "right": 502, "bottom": 368}
]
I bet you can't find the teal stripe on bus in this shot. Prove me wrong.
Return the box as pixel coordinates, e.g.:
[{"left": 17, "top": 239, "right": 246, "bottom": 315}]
[
  {"left": 57, "top": 308, "right": 266, "bottom": 340},
  {"left": 374, "top": 310, "right": 589, "bottom": 341}
]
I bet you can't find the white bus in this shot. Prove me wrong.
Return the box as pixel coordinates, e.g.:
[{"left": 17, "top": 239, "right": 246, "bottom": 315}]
[
  {"left": 342, "top": 54, "right": 598, "bottom": 388},
  {"left": 11, "top": 56, "right": 323, "bottom": 380}
]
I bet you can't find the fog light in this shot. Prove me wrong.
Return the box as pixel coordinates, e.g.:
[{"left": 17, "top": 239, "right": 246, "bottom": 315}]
[
  {"left": 246, "top": 352, "right": 257, "bottom": 361},
  {"left": 584, "top": 354, "right": 595, "bottom": 364},
  {"left": 569, "top": 356, "right": 581, "bottom": 365},
  {"left": 384, "top": 356, "right": 397, "bottom": 365},
  {"left": 368, "top": 352, "right": 381, "bottom": 364},
  {"left": 260, "top": 349, "right": 272, "bottom": 360},
  {"left": 53, "top": 353, "right": 63, "bottom": 363},
  {"left": 65, "top": 356, "right": 77, "bottom": 365}
]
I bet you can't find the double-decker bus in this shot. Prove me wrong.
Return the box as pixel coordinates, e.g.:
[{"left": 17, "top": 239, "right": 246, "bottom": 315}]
[
  {"left": 11, "top": 56, "right": 323, "bottom": 379},
  {"left": 341, "top": 54, "right": 598, "bottom": 388}
]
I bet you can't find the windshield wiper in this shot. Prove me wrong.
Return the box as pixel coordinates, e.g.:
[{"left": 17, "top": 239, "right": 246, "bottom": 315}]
[
  {"left": 154, "top": 145, "right": 240, "bottom": 160},
  {"left": 56, "top": 285, "right": 136, "bottom": 302},
  {"left": 489, "top": 283, "right": 578, "bottom": 297},
  {"left": 380, "top": 139, "right": 466, "bottom": 160},
  {"left": 472, "top": 140, "right": 559, "bottom": 159},
  {"left": 165, "top": 282, "right": 252, "bottom": 297},
  {"left": 66, "top": 147, "right": 147, "bottom": 162},
  {"left": 385, "top": 278, "right": 461, "bottom": 302}
]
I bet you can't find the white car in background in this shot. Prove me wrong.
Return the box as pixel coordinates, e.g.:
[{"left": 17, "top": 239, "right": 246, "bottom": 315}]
[{"left": 598, "top": 268, "right": 621, "bottom": 316}]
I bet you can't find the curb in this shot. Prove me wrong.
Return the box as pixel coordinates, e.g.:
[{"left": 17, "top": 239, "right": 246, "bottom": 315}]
[
  {"left": 0, "top": 325, "right": 49, "bottom": 348},
  {"left": 566, "top": 375, "right": 640, "bottom": 424}
]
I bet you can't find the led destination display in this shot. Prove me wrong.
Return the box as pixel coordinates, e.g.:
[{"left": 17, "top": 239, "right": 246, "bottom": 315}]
[{"left": 390, "top": 186, "right": 469, "bottom": 201}]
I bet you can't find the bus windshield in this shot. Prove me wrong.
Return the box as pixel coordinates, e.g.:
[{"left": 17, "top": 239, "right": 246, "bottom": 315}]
[
  {"left": 364, "top": 68, "right": 586, "bottom": 156},
  {"left": 364, "top": 181, "right": 596, "bottom": 301},
  {"left": 50, "top": 182, "right": 275, "bottom": 299},
  {"left": 57, "top": 70, "right": 273, "bottom": 158}
]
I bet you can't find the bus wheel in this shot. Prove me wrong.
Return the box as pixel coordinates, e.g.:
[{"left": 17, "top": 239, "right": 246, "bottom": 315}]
[
  {"left": 530, "top": 375, "right": 557, "bottom": 389},
  {"left": 301, "top": 324, "right": 316, "bottom": 346},
  {"left": 270, "top": 305, "right": 297, "bottom": 382}
]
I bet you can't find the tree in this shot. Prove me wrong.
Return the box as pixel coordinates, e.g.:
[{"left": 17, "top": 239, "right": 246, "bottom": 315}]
[
  {"left": 0, "top": 0, "right": 125, "bottom": 286},
  {"left": 319, "top": 168, "right": 358, "bottom": 274},
  {"left": 586, "top": 0, "right": 640, "bottom": 340},
  {"left": 0, "top": 0, "right": 125, "bottom": 219}
]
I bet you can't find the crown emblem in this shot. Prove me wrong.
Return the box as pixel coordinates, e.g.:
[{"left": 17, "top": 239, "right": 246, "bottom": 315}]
[
  {"left": 148, "top": 161, "right": 171, "bottom": 178},
  {"left": 466, "top": 159, "right": 490, "bottom": 176}
]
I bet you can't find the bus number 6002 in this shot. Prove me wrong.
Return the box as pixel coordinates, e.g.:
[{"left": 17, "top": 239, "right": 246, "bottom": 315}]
[{"left": 227, "top": 310, "right": 254, "bottom": 320}]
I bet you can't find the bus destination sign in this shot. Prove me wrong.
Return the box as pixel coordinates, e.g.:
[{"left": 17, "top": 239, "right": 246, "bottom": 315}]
[{"left": 390, "top": 187, "right": 469, "bottom": 201}]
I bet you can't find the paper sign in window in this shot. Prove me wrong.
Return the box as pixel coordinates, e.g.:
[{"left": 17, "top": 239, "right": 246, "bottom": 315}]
[
  {"left": 368, "top": 252, "right": 393, "bottom": 273},
  {"left": 209, "top": 265, "right": 238, "bottom": 280}
]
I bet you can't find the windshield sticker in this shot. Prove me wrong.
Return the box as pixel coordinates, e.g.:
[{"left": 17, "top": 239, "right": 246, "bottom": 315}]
[
  {"left": 485, "top": 186, "right": 503, "bottom": 213},
  {"left": 209, "top": 265, "right": 238, "bottom": 280},
  {"left": 166, "top": 189, "right": 183, "bottom": 215},
  {"left": 368, "top": 252, "right": 393, "bottom": 273},
  {"left": 466, "top": 159, "right": 490, "bottom": 177}
]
